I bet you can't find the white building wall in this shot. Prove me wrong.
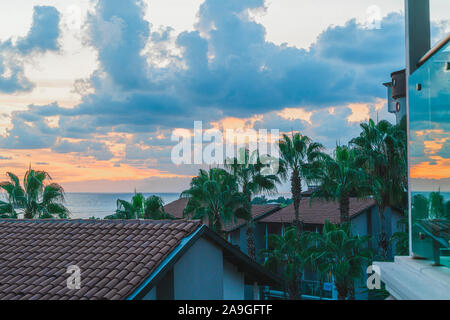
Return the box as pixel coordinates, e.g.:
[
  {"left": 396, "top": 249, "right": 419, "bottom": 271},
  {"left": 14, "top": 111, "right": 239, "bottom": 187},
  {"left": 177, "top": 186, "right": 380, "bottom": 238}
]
[
  {"left": 223, "top": 260, "right": 245, "bottom": 300},
  {"left": 142, "top": 236, "right": 255, "bottom": 300},
  {"left": 350, "top": 211, "right": 368, "bottom": 236},
  {"left": 173, "top": 237, "right": 224, "bottom": 300}
]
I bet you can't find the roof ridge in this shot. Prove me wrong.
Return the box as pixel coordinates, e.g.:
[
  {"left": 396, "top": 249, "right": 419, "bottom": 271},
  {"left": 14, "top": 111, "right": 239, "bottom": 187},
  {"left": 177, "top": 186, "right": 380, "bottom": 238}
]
[{"left": 0, "top": 218, "right": 202, "bottom": 225}]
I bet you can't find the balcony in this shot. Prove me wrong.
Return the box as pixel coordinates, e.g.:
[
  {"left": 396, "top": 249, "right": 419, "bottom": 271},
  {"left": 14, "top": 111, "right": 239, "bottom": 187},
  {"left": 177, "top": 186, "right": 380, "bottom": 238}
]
[{"left": 409, "top": 37, "right": 450, "bottom": 267}]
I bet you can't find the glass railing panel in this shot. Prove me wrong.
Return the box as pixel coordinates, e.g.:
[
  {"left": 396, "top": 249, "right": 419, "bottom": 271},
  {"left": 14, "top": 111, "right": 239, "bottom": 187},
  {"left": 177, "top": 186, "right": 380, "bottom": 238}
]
[{"left": 408, "top": 40, "right": 450, "bottom": 268}]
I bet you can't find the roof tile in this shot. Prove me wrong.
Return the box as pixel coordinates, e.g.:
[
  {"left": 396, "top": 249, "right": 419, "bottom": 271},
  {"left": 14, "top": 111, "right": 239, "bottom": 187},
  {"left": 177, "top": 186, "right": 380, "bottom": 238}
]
[
  {"left": 260, "top": 198, "right": 376, "bottom": 224},
  {"left": 0, "top": 219, "right": 200, "bottom": 300}
]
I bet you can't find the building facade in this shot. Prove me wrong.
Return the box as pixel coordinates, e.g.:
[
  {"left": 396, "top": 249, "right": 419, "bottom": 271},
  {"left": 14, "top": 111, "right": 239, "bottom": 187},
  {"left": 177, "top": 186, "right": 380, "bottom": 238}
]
[{"left": 376, "top": 0, "right": 450, "bottom": 300}]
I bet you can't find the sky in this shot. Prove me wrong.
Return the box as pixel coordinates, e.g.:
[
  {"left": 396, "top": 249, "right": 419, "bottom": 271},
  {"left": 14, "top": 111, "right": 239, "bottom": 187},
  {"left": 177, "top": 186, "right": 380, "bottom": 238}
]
[{"left": 0, "top": 0, "right": 449, "bottom": 193}]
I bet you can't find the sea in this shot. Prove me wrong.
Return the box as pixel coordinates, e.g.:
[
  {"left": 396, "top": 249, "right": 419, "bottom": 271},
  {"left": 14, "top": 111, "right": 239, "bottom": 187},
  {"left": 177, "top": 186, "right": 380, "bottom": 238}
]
[{"left": 0, "top": 193, "right": 181, "bottom": 219}]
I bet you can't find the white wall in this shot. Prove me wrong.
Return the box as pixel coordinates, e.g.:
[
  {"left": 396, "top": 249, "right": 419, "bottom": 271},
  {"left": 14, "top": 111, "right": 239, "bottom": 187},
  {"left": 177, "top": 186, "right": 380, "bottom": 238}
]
[
  {"left": 351, "top": 211, "right": 368, "bottom": 236},
  {"left": 223, "top": 260, "right": 245, "bottom": 300},
  {"left": 173, "top": 237, "right": 224, "bottom": 300},
  {"left": 142, "top": 236, "right": 252, "bottom": 300}
]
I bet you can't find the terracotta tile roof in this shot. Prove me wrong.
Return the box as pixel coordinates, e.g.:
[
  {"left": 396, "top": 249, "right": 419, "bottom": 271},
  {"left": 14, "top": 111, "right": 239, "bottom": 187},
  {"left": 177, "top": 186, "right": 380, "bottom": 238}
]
[
  {"left": 164, "top": 198, "right": 189, "bottom": 219},
  {"left": 260, "top": 198, "right": 376, "bottom": 225},
  {"left": 164, "top": 199, "right": 280, "bottom": 232},
  {"left": 223, "top": 204, "right": 280, "bottom": 232},
  {"left": 0, "top": 219, "right": 200, "bottom": 300}
]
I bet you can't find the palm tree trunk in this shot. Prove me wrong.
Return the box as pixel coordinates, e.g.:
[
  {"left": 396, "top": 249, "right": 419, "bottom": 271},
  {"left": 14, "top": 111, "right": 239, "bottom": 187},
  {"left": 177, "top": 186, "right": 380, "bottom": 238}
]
[
  {"left": 291, "top": 169, "right": 303, "bottom": 231},
  {"left": 246, "top": 224, "right": 256, "bottom": 260},
  {"left": 288, "top": 273, "right": 302, "bottom": 300},
  {"left": 378, "top": 207, "right": 388, "bottom": 260},
  {"left": 335, "top": 281, "right": 349, "bottom": 300},
  {"left": 245, "top": 194, "right": 256, "bottom": 260},
  {"left": 339, "top": 196, "right": 350, "bottom": 223},
  {"left": 349, "top": 281, "right": 355, "bottom": 300},
  {"left": 24, "top": 206, "right": 34, "bottom": 219},
  {"left": 212, "top": 211, "right": 225, "bottom": 238},
  {"left": 337, "top": 287, "right": 348, "bottom": 300}
]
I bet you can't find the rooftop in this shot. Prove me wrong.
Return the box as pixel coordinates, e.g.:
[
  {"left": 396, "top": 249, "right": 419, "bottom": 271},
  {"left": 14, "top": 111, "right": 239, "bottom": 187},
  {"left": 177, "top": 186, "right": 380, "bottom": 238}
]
[
  {"left": 0, "top": 218, "right": 281, "bottom": 300},
  {"left": 0, "top": 219, "right": 200, "bottom": 300},
  {"left": 260, "top": 198, "right": 376, "bottom": 225},
  {"left": 163, "top": 198, "right": 280, "bottom": 232}
]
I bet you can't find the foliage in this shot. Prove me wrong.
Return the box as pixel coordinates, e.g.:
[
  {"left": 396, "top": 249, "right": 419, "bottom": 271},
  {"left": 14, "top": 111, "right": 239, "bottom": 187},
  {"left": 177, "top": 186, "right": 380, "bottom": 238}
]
[
  {"left": 252, "top": 196, "right": 293, "bottom": 207},
  {"left": 226, "top": 149, "right": 280, "bottom": 258},
  {"left": 429, "top": 191, "right": 446, "bottom": 219},
  {"left": 252, "top": 195, "right": 268, "bottom": 204},
  {"left": 309, "top": 221, "right": 374, "bottom": 300},
  {"left": 278, "top": 133, "right": 324, "bottom": 229},
  {"left": 312, "top": 145, "right": 367, "bottom": 223},
  {"left": 105, "top": 193, "right": 171, "bottom": 220},
  {"left": 0, "top": 169, "right": 69, "bottom": 219},
  {"left": 181, "top": 168, "right": 250, "bottom": 234},
  {"left": 262, "top": 227, "right": 312, "bottom": 300},
  {"left": 350, "top": 119, "right": 407, "bottom": 259},
  {"left": 412, "top": 194, "right": 429, "bottom": 220},
  {"left": 412, "top": 191, "right": 450, "bottom": 220}
]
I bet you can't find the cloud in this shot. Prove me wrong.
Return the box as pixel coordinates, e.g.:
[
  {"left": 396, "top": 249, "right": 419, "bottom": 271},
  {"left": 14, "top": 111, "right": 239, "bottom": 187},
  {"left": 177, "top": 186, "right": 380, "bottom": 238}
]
[
  {"left": 52, "top": 139, "right": 114, "bottom": 161},
  {"left": 15, "top": 6, "right": 61, "bottom": 55},
  {"left": 35, "top": 162, "right": 49, "bottom": 165},
  {"left": 87, "top": 0, "right": 150, "bottom": 90},
  {"left": 312, "top": 14, "right": 404, "bottom": 66},
  {"left": 0, "top": 113, "right": 58, "bottom": 149},
  {"left": 0, "top": 6, "right": 61, "bottom": 94},
  {"left": 1, "top": 0, "right": 447, "bottom": 168},
  {"left": 67, "top": 1, "right": 410, "bottom": 126},
  {"left": 0, "top": 57, "right": 33, "bottom": 93}
]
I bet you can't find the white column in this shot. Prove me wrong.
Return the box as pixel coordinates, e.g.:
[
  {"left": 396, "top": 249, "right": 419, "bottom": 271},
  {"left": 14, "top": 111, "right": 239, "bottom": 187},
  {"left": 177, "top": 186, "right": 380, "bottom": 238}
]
[{"left": 404, "top": 0, "right": 431, "bottom": 256}]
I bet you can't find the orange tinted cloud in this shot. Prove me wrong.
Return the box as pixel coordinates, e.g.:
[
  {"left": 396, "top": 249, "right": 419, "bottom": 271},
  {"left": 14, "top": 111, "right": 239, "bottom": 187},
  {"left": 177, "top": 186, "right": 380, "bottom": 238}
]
[
  {"left": 414, "top": 129, "right": 450, "bottom": 156},
  {"left": 347, "top": 103, "right": 370, "bottom": 123},
  {"left": 210, "top": 115, "right": 263, "bottom": 131},
  {"left": 277, "top": 108, "right": 312, "bottom": 124},
  {"left": 424, "top": 138, "right": 448, "bottom": 155},
  {"left": 410, "top": 156, "right": 450, "bottom": 180},
  {"left": 0, "top": 148, "right": 190, "bottom": 192},
  {"left": 346, "top": 99, "right": 385, "bottom": 123}
]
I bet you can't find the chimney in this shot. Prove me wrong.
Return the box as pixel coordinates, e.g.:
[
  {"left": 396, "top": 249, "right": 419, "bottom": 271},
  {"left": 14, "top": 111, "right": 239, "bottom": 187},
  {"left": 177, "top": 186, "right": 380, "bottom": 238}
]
[{"left": 405, "top": 0, "right": 431, "bottom": 75}]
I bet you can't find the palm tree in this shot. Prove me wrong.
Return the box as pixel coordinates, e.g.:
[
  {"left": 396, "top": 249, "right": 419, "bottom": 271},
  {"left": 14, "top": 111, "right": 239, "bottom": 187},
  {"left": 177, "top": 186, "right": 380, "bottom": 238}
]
[
  {"left": 262, "top": 227, "right": 311, "bottom": 300},
  {"left": 226, "top": 149, "right": 280, "bottom": 259},
  {"left": 429, "top": 190, "right": 445, "bottom": 219},
  {"left": 181, "top": 168, "right": 250, "bottom": 236},
  {"left": 390, "top": 220, "right": 409, "bottom": 256},
  {"left": 143, "top": 195, "right": 172, "bottom": 219},
  {"left": 0, "top": 169, "right": 69, "bottom": 219},
  {"left": 0, "top": 199, "right": 17, "bottom": 218},
  {"left": 312, "top": 145, "right": 366, "bottom": 223},
  {"left": 278, "top": 133, "right": 324, "bottom": 230},
  {"left": 310, "top": 221, "right": 373, "bottom": 300},
  {"left": 105, "top": 193, "right": 170, "bottom": 220},
  {"left": 350, "top": 119, "right": 407, "bottom": 259}
]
